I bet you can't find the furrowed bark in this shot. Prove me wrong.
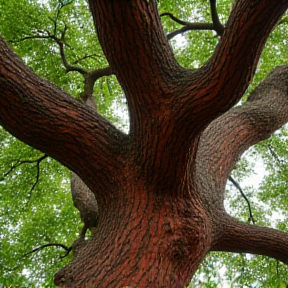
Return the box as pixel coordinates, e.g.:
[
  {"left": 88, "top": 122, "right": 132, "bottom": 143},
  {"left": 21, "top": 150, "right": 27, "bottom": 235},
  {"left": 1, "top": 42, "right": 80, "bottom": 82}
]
[
  {"left": 90, "top": 0, "right": 288, "bottom": 133},
  {"left": 177, "top": 0, "right": 288, "bottom": 126},
  {"left": 0, "top": 37, "right": 126, "bottom": 207},
  {"left": 88, "top": 0, "right": 288, "bottom": 184},
  {"left": 197, "top": 64, "right": 288, "bottom": 247},
  {"left": 198, "top": 64, "right": 288, "bottom": 197},
  {"left": 55, "top": 179, "right": 212, "bottom": 287},
  {"left": 1, "top": 0, "right": 288, "bottom": 287},
  {"left": 213, "top": 215, "right": 288, "bottom": 265},
  {"left": 88, "top": 0, "right": 198, "bottom": 187},
  {"left": 71, "top": 92, "right": 100, "bottom": 241}
]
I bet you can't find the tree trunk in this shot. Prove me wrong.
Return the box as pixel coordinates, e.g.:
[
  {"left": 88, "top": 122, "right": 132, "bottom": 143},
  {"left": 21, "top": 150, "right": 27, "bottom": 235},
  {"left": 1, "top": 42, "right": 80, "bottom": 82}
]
[
  {"left": 56, "top": 180, "right": 211, "bottom": 287},
  {"left": 1, "top": 0, "right": 288, "bottom": 287}
]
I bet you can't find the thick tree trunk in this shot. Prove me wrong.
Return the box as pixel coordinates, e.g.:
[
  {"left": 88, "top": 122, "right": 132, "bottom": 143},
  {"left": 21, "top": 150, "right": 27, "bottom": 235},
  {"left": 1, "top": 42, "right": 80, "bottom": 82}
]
[
  {"left": 1, "top": 1, "right": 288, "bottom": 287},
  {"left": 56, "top": 182, "right": 212, "bottom": 287}
]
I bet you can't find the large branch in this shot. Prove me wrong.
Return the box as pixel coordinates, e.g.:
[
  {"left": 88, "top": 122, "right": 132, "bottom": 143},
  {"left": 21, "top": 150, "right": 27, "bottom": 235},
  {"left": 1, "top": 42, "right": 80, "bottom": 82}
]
[
  {"left": 0, "top": 37, "right": 126, "bottom": 206},
  {"left": 196, "top": 65, "right": 288, "bottom": 248},
  {"left": 198, "top": 64, "right": 288, "bottom": 194},
  {"left": 88, "top": 0, "right": 190, "bottom": 136},
  {"left": 71, "top": 91, "right": 100, "bottom": 240},
  {"left": 87, "top": 0, "right": 288, "bottom": 171},
  {"left": 90, "top": 0, "right": 288, "bottom": 133},
  {"left": 88, "top": 0, "right": 288, "bottom": 188},
  {"left": 13, "top": 18, "right": 111, "bottom": 230},
  {"left": 177, "top": 1, "right": 288, "bottom": 127},
  {"left": 10, "top": 19, "right": 112, "bottom": 231},
  {"left": 212, "top": 214, "right": 288, "bottom": 265}
]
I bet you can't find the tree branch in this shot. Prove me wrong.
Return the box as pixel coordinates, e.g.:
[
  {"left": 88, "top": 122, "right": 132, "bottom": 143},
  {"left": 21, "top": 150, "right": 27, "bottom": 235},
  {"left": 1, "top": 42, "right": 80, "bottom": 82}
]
[
  {"left": 166, "top": 24, "right": 214, "bottom": 40},
  {"left": 90, "top": 0, "right": 288, "bottom": 147},
  {"left": 212, "top": 215, "right": 288, "bottom": 265},
  {"left": 3, "top": 154, "right": 48, "bottom": 204},
  {"left": 209, "top": 0, "right": 224, "bottom": 36},
  {"left": 23, "top": 243, "right": 72, "bottom": 258},
  {"left": 88, "top": 0, "right": 288, "bottom": 188},
  {"left": 51, "top": 0, "right": 74, "bottom": 35},
  {"left": 71, "top": 172, "right": 98, "bottom": 237},
  {"left": 197, "top": 64, "right": 288, "bottom": 199},
  {"left": 267, "top": 143, "right": 283, "bottom": 167},
  {"left": 9, "top": 34, "right": 52, "bottom": 43},
  {"left": 0, "top": 37, "right": 126, "bottom": 207},
  {"left": 160, "top": 12, "right": 190, "bottom": 26},
  {"left": 10, "top": 27, "right": 87, "bottom": 75},
  {"left": 177, "top": 0, "right": 288, "bottom": 131},
  {"left": 161, "top": 0, "right": 224, "bottom": 40},
  {"left": 196, "top": 64, "right": 288, "bottom": 231},
  {"left": 26, "top": 154, "right": 48, "bottom": 204},
  {"left": 89, "top": 0, "right": 184, "bottom": 132},
  {"left": 3, "top": 154, "right": 47, "bottom": 177},
  {"left": 72, "top": 53, "right": 101, "bottom": 65},
  {"left": 10, "top": 18, "right": 113, "bottom": 100},
  {"left": 81, "top": 66, "right": 113, "bottom": 101},
  {"left": 50, "top": 25, "right": 87, "bottom": 75},
  {"left": 228, "top": 176, "right": 255, "bottom": 224}
]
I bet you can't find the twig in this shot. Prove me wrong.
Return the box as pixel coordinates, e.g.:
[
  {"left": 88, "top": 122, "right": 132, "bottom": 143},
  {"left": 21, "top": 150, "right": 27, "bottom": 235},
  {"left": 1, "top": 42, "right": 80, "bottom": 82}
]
[
  {"left": 160, "top": 12, "right": 191, "bottom": 26},
  {"left": 9, "top": 34, "right": 51, "bottom": 43},
  {"left": 72, "top": 53, "right": 101, "bottom": 65},
  {"left": 267, "top": 143, "right": 282, "bottom": 166},
  {"left": 26, "top": 154, "right": 48, "bottom": 203},
  {"left": 160, "top": 0, "right": 224, "bottom": 40},
  {"left": 228, "top": 175, "right": 256, "bottom": 224},
  {"left": 4, "top": 154, "right": 48, "bottom": 177},
  {"left": 23, "top": 243, "right": 72, "bottom": 259},
  {"left": 53, "top": 0, "right": 74, "bottom": 30},
  {"left": 3, "top": 154, "right": 48, "bottom": 205},
  {"left": 209, "top": 0, "right": 225, "bottom": 36},
  {"left": 276, "top": 260, "right": 279, "bottom": 276},
  {"left": 8, "top": 1, "right": 113, "bottom": 100}
]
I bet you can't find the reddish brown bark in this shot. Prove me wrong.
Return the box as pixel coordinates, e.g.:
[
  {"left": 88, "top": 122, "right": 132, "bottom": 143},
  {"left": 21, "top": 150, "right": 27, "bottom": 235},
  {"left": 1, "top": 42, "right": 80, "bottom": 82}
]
[{"left": 1, "top": 0, "right": 288, "bottom": 287}]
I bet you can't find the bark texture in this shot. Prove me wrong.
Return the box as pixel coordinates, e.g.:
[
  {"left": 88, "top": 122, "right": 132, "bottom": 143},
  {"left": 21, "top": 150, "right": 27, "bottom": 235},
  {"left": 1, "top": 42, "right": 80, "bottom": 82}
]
[
  {"left": 1, "top": 0, "right": 288, "bottom": 287},
  {"left": 71, "top": 95, "right": 99, "bottom": 240}
]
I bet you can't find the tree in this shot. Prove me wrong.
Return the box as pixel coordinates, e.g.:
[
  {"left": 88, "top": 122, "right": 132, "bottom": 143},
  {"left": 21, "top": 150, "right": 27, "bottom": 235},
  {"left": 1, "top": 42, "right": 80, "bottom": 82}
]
[{"left": 1, "top": 0, "right": 288, "bottom": 287}]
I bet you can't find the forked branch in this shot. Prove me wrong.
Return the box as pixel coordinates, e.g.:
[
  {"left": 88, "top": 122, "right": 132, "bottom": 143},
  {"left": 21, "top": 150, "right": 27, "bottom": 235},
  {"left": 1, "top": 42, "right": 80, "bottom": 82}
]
[
  {"left": 198, "top": 64, "right": 288, "bottom": 197},
  {"left": 10, "top": 9, "right": 113, "bottom": 98},
  {"left": 26, "top": 154, "right": 48, "bottom": 204},
  {"left": 4, "top": 154, "right": 48, "bottom": 177},
  {"left": 89, "top": 0, "right": 288, "bottom": 149},
  {"left": 3, "top": 154, "right": 48, "bottom": 204},
  {"left": 161, "top": 0, "right": 224, "bottom": 40},
  {"left": 198, "top": 64, "right": 288, "bottom": 260},
  {"left": 178, "top": 0, "right": 288, "bottom": 131},
  {"left": 161, "top": 13, "right": 214, "bottom": 40}
]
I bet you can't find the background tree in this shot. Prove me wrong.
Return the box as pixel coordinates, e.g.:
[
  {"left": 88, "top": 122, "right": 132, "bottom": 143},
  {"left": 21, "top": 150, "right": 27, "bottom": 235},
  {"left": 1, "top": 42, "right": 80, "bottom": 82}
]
[{"left": 1, "top": 0, "right": 288, "bottom": 287}]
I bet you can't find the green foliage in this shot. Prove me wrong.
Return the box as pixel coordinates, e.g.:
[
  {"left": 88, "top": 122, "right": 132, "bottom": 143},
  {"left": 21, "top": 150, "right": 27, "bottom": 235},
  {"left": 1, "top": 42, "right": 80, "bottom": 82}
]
[
  {"left": 0, "top": 0, "right": 288, "bottom": 287},
  {"left": 0, "top": 127, "right": 77, "bottom": 287}
]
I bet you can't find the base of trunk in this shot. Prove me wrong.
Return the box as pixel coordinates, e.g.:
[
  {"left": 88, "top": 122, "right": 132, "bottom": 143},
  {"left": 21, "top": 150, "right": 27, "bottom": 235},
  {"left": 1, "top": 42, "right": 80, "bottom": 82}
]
[{"left": 54, "top": 194, "right": 211, "bottom": 288}]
